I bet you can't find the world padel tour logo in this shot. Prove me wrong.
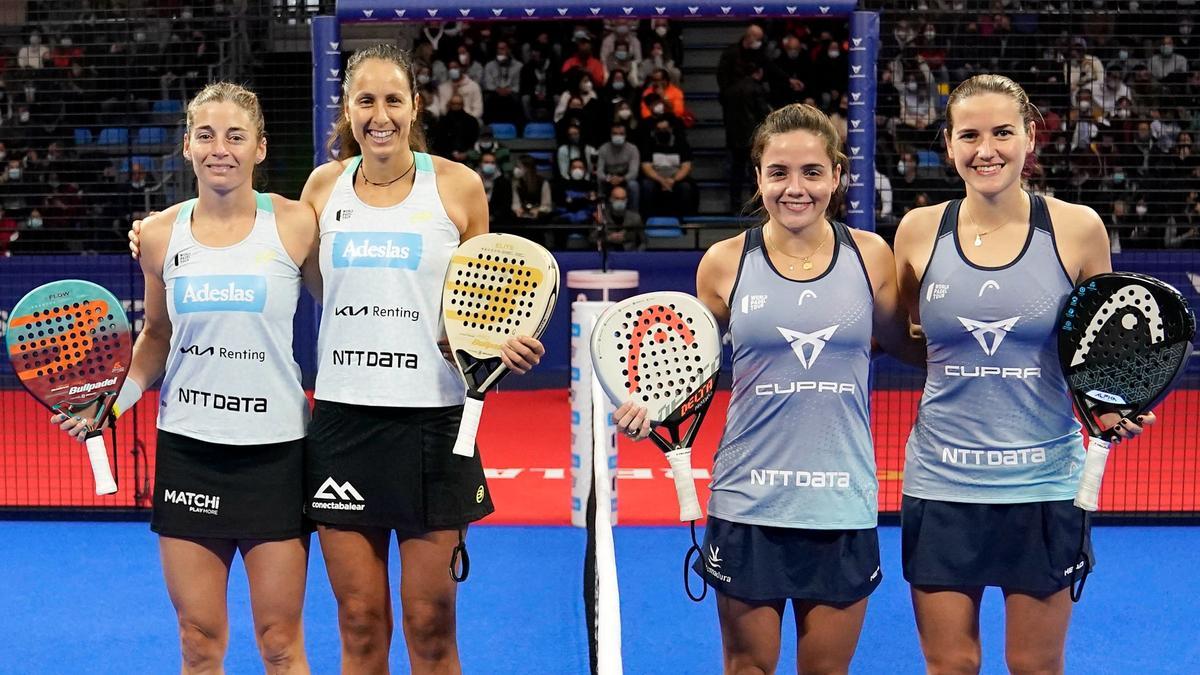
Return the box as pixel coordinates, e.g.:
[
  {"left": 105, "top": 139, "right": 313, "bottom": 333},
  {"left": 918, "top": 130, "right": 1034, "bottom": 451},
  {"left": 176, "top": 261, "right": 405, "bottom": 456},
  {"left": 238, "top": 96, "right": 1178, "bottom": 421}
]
[
  {"left": 332, "top": 232, "right": 423, "bottom": 269},
  {"left": 175, "top": 275, "right": 267, "bottom": 313}
]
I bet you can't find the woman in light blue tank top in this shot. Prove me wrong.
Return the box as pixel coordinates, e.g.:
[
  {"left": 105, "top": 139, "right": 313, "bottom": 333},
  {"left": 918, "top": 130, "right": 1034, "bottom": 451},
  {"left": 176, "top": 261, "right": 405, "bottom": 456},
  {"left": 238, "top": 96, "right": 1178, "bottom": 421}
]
[
  {"left": 297, "top": 44, "right": 547, "bottom": 673},
  {"left": 58, "top": 84, "right": 321, "bottom": 670},
  {"left": 893, "top": 74, "right": 1156, "bottom": 675},
  {"left": 617, "top": 104, "right": 924, "bottom": 674}
]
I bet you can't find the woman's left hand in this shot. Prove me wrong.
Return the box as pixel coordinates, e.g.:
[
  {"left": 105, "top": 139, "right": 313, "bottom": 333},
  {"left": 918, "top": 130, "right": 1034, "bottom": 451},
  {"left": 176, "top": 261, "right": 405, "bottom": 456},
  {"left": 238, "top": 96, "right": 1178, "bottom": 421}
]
[
  {"left": 1100, "top": 410, "right": 1157, "bottom": 443},
  {"left": 501, "top": 335, "right": 545, "bottom": 374}
]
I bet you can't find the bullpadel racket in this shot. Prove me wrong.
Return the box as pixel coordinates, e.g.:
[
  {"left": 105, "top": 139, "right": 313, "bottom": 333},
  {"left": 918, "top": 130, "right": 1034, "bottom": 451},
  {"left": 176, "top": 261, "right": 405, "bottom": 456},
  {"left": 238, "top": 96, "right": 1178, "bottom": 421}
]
[
  {"left": 1058, "top": 272, "right": 1195, "bottom": 511},
  {"left": 590, "top": 292, "right": 722, "bottom": 522},
  {"left": 442, "top": 233, "right": 559, "bottom": 457},
  {"left": 5, "top": 280, "right": 133, "bottom": 495}
]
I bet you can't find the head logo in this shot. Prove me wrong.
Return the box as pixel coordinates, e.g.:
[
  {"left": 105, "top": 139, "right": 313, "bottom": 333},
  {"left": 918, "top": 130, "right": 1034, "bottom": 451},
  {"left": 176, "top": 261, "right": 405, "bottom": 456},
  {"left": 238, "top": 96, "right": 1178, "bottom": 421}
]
[
  {"left": 1069, "top": 284, "right": 1164, "bottom": 366},
  {"left": 797, "top": 290, "right": 817, "bottom": 306},
  {"left": 624, "top": 304, "right": 696, "bottom": 394},
  {"left": 777, "top": 325, "right": 839, "bottom": 369},
  {"left": 957, "top": 316, "right": 1021, "bottom": 356},
  {"left": 978, "top": 280, "right": 1000, "bottom": 297},
  {"left": 313, "top": 477, "right": 364, "bottom": 502}
]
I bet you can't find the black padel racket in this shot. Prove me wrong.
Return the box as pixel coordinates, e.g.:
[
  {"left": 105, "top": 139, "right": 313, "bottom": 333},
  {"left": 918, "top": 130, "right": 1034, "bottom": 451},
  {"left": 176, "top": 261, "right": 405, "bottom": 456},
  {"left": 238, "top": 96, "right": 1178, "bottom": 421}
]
[
  {"left": 591, "top": 292, "right": 722, "bottom": 522},
  {"left": 1058, "top": 272, "right": 1195, "bottom": 511},
  {"left": 5, "top": 280, "right": 133, "bottom": 495},
  {"left": 442, "top": 233, "right": 559, "bottom": 457}
]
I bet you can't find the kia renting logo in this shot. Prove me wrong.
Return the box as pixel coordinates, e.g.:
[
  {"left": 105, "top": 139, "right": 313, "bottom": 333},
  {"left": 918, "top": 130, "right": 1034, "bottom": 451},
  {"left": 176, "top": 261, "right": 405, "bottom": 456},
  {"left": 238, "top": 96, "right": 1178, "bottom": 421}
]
[
  {"left": 332, "top": 232, "right": 423, "bottom": 269},
  {"left": 174, "top": 275, "right": 267, "bottom": 313}
]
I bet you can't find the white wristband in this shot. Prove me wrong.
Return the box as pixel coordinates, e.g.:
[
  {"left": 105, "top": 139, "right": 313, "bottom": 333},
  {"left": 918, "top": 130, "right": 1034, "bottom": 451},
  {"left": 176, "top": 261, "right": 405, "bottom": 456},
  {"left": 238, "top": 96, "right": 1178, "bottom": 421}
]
[{"left": 112, "top": 378, "right": 144, "bottom": 418}]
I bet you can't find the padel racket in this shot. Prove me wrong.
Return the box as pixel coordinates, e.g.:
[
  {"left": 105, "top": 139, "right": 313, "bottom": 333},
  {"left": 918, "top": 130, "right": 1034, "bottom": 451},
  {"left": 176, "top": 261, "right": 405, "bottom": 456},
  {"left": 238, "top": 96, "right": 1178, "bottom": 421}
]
[
  {"left": 1058, "top": 272, "right": 1195, "bottom": 511},
  {"left": 5, "top": 280, "right": 133, "bottom": 495},
  {"left": 591, "top": 292, "right": 722, "bottom": 522},
  {"left": 442, "top": 233, "right": 559, "bottom": 457}
]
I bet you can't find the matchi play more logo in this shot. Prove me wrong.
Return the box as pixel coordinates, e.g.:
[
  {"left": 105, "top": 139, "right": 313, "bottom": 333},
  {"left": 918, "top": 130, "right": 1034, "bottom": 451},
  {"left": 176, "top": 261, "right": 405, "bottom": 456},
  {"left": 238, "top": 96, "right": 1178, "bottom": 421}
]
[
  {"left": 332, "top": 232, "right": 423, "bottom": 269},
  {"left": 174, "top": 275, "right": 267, "bottom": 313}
]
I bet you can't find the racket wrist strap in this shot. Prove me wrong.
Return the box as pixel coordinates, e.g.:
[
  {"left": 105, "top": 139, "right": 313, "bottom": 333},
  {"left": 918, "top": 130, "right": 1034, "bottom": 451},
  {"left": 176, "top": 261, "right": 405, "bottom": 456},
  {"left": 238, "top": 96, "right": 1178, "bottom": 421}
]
[{"left": 112, "top": 378, "right": 144, "bottom": 418}]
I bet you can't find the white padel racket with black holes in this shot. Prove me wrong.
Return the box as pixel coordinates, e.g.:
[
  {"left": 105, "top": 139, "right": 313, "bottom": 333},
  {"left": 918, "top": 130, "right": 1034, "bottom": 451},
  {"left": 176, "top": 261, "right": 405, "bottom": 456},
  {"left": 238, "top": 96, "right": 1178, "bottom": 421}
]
[
  {"left": 1058, "top": 272, "right": 1195, "bottom": 511},
  {"left": 591, "top": 292, "right": 722, "bottom": 521},
  {"left": 442, "top": 233, "right": 559, "bottom": 457},
  {"left": 5, "top": 280, "right": 133, "bottom": 495}
]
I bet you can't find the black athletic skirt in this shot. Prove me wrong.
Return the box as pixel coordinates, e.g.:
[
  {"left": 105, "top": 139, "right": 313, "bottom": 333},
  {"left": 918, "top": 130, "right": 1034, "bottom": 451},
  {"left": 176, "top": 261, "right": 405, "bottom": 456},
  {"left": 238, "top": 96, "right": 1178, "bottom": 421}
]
[
  {"left": 692, "top": 516, "right": 882, "bottom": 603},
  {"left": 304, "top": 399, "right": 494, "bottom": 533},
  {"left": 901, "top": 496, "right": 1094, "bottom": 594},
  {"left": 151, "top": 429, "right": 308, "bottom": 540}
]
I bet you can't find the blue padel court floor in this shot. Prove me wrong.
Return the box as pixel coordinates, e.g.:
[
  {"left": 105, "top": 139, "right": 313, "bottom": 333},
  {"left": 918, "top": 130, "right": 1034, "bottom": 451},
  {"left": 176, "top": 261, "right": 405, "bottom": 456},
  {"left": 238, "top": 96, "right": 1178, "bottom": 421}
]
[{"left": 1, "top": 523, "right": 1197, "bottom": 673}]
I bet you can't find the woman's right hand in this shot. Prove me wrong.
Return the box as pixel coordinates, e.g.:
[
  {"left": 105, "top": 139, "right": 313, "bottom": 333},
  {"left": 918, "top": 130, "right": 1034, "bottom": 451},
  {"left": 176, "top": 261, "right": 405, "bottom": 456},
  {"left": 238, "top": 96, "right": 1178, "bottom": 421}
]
[
  {"left": 49, "top": 409, "right": 105, "bottom": 444},
  {"left": 614, "top": 400, "right": 651, "bottom": 440}
]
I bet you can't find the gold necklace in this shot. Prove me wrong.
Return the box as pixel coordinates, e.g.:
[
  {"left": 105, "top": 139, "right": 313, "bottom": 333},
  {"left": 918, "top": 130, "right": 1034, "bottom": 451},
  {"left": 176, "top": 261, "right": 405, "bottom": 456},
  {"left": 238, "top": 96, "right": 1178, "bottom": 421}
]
[
  {"left": 964, "top": 203, "right": 1013, "bottom": 247},
  {"left": 765, "top": 223, "right": 831, "bottom": 272}
]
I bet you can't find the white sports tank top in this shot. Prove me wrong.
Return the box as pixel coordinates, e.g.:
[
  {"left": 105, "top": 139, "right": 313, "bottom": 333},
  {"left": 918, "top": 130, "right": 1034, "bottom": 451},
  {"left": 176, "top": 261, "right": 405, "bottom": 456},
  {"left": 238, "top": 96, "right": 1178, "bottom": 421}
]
[
  {"left": 159, "top": 192, "right": 309, "bottom": 444},
  {"left": 314, "top": 153, "right": 466, "bottom": 407}
]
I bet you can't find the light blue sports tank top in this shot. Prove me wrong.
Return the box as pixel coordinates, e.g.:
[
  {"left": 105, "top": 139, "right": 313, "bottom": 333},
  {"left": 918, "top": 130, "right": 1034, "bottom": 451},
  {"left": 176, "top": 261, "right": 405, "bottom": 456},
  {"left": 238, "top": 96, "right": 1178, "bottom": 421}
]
[
  {"left": 903, "top": 194, "right": 1084, "bottom": 503},
  {"left": 159, "top": 192, "right": 309, "bottom": 444},
  {"left": 315, "top": 153, "right": 466, "bottom": 407},
  {"left": 707, "top": 223, "right": 878, "bottom": 529}
]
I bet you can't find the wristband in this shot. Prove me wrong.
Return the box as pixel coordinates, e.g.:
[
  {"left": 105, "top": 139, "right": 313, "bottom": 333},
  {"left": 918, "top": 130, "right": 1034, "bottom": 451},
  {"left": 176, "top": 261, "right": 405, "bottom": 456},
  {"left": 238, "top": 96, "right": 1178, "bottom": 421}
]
[{"left": 111, "top": 378, "right": 144, "bottom": 418}]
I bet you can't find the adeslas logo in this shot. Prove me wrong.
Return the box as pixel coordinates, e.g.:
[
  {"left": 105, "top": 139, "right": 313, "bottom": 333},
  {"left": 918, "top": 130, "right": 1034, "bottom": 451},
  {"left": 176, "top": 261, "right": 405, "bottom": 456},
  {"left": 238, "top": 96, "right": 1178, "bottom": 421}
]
[
  {"left": 332, "top": 232, "right": 423, "bottom": 269},
  {"left": 174, "top": 275, "right": 267, "bottom": 313}
]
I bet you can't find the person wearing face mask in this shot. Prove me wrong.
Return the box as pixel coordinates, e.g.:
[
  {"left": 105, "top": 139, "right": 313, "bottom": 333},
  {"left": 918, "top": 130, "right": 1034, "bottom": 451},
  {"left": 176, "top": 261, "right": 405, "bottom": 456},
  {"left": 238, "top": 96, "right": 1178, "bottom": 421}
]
[
  {"left": 638, "top": 40, "right": 683, "bottom": 88},
  {"left": 602, "top": 68, "right": 638, "bottom": 117},
  {"left": 639, "top": 67, "right": 687, "bottom": 121},
  {"left": 431, "top": 93, "right": 481, "bottom": 162},
  {"left": 561, "top": 35, "right": 607, "bottom": 92},
  {"left": 453, "top": 45, "right": 485, "bottom": 86},
  {"left": 1150, "top": 36, "right": 1189, "bottom": 81},
  {"left": 593, "top": 183, "right": 644, "bottom": 251},
  {"left": 510, "top": 154, "right": 554, "bottom": 243},
  {"left": 810, "top": 39, "right": 849, "bottom": 109},
  {"left": 601, "top": 22, "right": 643, "bottom": 78},
  {"left": 596, "top": 123, "right": 641, "bottom": 211},
  {"left": 555, "top": 72, "right": 599, "bottom": 123},
  {"left": 724, "top": 63, "right": 773, "bottom": 212},
  {"left": 770, "top": 34, "right": 813, "bottom": 108},
  {"left": 435, "top": 59, "right": 484, "bottom": 120},
  {"left": 639, "top": 117, "right": 698, "bottom": 219},
  {"left": 1088, "top": 66, "right": 1132, "bottom": 118},
  {"left": 1065, "top": 37, "right": 1105, "bottom": 100},
  {"left": 718, "top": 24, "right": 767, "bottom": 99},
  {"left": 474, "top": 150, "right": 513, "bottom": 228},
  {"left": 897, "top": 69, "right": 938, "bottom": 153},
  {"left": 555, "top": 157, "right": 600, "bottom": 239},
  {"left": 482, "top": 40, "right": 524, "bottom": 126},
  {"left": 465, "top": 125, "right": 512, "bottom": 176},
  {"left": 604, "top": 38, "right": 641, "bottom": 88},
  {"left": 556, "top": 123, "right": 598, "bottom": 182},
  {"left": 17, "top": 32, "right": 50, "bottom": 69}
]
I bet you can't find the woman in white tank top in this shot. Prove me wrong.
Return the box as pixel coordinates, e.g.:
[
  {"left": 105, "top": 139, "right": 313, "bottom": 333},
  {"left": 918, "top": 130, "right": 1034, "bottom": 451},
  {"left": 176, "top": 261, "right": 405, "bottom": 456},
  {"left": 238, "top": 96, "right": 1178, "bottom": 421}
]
[
  {"left": 299, "top": 44, "right": 545, "bottom": 673},
  {"left": 58, "top": 84, "right": 320, "bottom": 671}
]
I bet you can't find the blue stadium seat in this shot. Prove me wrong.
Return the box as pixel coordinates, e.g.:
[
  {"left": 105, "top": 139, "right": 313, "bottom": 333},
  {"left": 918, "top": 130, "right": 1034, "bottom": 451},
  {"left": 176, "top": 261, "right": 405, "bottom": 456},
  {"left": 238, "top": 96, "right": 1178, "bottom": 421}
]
[
  {"left": 490, "top": 123, "right": 517, "bottom": 140},
  {"left": 97, "top": 128, "right": 130, "bottom": 146},
  {"left": 136, "top": 127, "right": 169, "bottom": 145},
  {"left": 73, "top": 128, "right": 93, "bottom": 146},
  {"left": 916, "top": 150, "right": 941, "bottom": 167},
  {"left": 645, "top": 216, "right": 683, "bottom": 238},
  {"left": 523, "top": 122, "right": 555, "bottom": 140},
  {"left": 152, "top": 99, "right": 184, "bottom": 114}
]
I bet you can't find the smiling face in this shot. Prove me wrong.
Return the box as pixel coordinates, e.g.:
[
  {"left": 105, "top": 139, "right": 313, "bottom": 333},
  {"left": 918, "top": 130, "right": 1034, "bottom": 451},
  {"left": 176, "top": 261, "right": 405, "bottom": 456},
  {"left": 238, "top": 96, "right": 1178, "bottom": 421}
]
[
  {"left": 944, "top": 92, "right": 1034, "bottom": 197},
  {"left": 755, "top": 129, "right": 840, "bottom": 232},
  {"left": 183, "top": 100, "right": 265, "bottom": 192},
  {"left": 344, "top": 57, "right": 418, "bottom": 160}
]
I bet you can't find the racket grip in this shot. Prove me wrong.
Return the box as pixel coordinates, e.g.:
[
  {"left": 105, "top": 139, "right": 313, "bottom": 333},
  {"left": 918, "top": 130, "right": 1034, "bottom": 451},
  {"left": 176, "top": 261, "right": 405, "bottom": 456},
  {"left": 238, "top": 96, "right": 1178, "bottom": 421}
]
[
  {"left": 452, "top": 396, "right": 484, "bottom": 457},
  {"left": 1074, "top": 436, "right": 1112, "bottom": 512},
  {"left": 664, "top": 447, "right": 702, "bottom": 522},
  {"left": 84, "top": 434, "right": 118, "bottom": 496}
]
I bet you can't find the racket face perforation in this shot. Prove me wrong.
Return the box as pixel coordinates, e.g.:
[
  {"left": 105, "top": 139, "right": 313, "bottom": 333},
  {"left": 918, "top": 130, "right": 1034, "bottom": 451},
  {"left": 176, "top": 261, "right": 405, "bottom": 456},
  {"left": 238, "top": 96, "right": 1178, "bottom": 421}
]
[
  {"left": 442, "top": 233, "right": 559, "bottom": 361},
  {"left": 1058, "top": 273, "right": 1195, "bottom": 414},
  {"left": 592, "top": 292, "right": 721, "bottom": 423},
  {"left": 5, "top": 281, "right": 133, "bottom": 410}
]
